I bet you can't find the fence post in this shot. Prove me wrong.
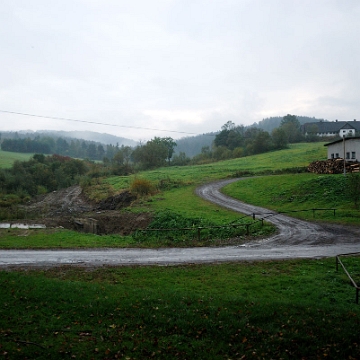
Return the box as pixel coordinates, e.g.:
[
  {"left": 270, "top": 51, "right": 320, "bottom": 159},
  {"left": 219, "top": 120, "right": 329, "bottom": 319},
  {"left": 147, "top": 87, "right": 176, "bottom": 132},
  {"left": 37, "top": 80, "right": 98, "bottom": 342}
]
[
  {"left": 261, "top": 218, "right": 264, "bottom": 226},
  {"left": 197, "top": 227, "right": 201, "bottom": 242},
  {"left": 336, "top": 256, "right": 339, "bottom": 271},
  {"left": 246, "top": 224, "right": 250, "bottom": 235},
  {"left": 334, "top": 209, "right": 336, "bottom": 217}
]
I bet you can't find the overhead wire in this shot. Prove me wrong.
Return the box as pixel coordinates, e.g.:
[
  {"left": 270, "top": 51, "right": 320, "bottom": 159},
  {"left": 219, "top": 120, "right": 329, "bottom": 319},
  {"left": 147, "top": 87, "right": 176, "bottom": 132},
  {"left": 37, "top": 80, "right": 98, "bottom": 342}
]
[{"left": 0, "top": 110, "right": 214, "bottom": 137}]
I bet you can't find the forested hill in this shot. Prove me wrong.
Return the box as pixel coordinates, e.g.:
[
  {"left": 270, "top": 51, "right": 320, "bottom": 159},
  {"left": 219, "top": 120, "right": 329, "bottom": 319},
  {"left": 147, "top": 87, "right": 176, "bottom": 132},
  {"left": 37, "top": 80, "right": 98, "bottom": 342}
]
[
  {"left": 0, "top": 130, "right": 137, "bottom": 161},
  {"left": 252, "top": 116, "right": 328, "bottom": 133},
  {"left": 1, "top": 130, "right": 137, "bottom": 147},
  {"left": 174, "top": 133, "right": 216, "bottom": 158}
]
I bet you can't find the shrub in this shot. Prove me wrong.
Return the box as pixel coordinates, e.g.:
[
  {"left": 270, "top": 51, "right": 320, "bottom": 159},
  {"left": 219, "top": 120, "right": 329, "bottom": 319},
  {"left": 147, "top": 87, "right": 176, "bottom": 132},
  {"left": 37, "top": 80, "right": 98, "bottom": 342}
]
[{"left": 130, "top": 178, "right": 156, "bottom": 196}]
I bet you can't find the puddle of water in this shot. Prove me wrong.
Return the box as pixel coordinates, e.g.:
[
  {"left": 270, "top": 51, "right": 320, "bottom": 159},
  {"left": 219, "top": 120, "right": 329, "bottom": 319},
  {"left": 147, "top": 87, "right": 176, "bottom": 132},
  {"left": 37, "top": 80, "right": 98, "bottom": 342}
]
[
  {"left": 0, "top": 223, "right": 46, "bottom": 229},
  {"left": 11, "top": 223, "right": 29, "bottom": 229},
  {"left": 29, "top": 224, "right": 46, "bottom": 229}
]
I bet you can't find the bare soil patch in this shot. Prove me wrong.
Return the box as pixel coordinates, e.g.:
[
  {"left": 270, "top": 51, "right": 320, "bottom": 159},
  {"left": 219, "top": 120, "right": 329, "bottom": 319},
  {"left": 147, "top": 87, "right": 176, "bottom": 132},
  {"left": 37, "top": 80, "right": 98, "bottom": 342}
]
[{"left": 20, "top": 185, "right": 153, "bottom": 235}]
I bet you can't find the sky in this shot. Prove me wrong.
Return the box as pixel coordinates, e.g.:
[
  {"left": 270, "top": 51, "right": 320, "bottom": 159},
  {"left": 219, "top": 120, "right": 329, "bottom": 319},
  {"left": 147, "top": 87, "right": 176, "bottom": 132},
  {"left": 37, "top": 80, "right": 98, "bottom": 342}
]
[{"left": 1, "top": 0, "right": 360, "bottom": 141}]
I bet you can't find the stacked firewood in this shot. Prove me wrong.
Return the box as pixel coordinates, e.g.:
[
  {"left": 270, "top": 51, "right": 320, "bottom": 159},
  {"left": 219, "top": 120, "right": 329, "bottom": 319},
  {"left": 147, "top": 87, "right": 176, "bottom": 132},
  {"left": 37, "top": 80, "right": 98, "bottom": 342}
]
[{"left": 308, "top": 159, "right": 360, "bottom": 174}]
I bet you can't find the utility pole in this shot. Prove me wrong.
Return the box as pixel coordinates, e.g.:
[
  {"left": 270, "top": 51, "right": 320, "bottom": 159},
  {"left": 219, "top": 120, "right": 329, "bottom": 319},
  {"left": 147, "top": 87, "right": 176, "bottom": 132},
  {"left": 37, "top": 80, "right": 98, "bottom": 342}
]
[{"left": 343, "top": 135, "right": 346, "bottom": 176}]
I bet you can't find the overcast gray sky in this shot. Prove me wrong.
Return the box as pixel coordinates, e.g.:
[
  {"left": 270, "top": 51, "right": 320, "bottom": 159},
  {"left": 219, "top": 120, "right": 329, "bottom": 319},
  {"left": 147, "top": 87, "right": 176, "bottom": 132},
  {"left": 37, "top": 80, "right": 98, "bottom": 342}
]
[{"left": 1, "top": 0, "right": 360, "bottom": 141}]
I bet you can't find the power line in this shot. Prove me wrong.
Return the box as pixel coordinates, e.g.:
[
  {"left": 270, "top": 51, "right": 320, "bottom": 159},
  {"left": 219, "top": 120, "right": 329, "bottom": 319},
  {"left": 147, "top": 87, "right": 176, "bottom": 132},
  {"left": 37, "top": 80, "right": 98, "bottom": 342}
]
[{"left": 0, "top": 110, "right": 213, "bottom": 137}]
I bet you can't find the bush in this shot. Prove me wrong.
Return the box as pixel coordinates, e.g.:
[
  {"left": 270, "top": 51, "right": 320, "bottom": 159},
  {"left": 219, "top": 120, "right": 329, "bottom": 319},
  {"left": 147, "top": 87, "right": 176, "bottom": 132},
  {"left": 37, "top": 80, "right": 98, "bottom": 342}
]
[{"left": 130, "top": 178, "right": 156, "bottom": 196}]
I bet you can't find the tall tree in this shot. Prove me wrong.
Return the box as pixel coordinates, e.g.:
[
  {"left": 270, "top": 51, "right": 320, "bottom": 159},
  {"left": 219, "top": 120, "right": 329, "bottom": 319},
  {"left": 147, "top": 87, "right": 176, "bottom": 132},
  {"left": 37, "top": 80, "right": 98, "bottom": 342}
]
[
  {"left": 280, "top": 114, "right": 303, "bottom": 143},
  {"left": 152, "top": 137, "right": 177, "bottom": 165}
]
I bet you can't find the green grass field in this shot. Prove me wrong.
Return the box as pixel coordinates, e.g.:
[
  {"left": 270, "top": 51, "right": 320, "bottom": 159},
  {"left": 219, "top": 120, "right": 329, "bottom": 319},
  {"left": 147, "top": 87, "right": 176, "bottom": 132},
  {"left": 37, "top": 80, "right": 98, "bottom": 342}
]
[
  {"left": 1, "top": 258, "right": 360, "bottom": 359},
  {"left": 0, "top": 150, "right": 33, "bottom": 168},
  {"left": 2, "top": 143, "right": 360, "bottom": 358}
]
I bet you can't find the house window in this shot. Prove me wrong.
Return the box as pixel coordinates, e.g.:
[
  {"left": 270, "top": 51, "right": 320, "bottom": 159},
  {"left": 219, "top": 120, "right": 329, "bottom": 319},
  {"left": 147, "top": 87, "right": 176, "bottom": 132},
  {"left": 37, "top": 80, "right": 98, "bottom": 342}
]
[
  {"left": 346, "top": 152, "right": 350, "bottom": 159},
  {"left": 331, "top": 153, "right": 334, "bottom": 159},
  {"left": 352, "top": 152, "right": 356, "bottom": 159},
  {"left": 336, "top": 153, "right": 339, "bottom": 158}
]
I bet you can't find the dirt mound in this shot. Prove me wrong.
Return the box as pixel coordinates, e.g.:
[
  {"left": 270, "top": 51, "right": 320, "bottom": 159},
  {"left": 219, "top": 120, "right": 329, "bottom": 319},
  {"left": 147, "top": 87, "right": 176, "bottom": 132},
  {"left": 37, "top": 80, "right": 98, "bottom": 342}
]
[
  {"left": 21, "top": 185, "right": 152, "bottom": 235},
  {"left": 24, "top": 185, "right": 95, "bottom": 216},
  {"left": 97, "top": 191, "right": 136, "bottom": 211}
]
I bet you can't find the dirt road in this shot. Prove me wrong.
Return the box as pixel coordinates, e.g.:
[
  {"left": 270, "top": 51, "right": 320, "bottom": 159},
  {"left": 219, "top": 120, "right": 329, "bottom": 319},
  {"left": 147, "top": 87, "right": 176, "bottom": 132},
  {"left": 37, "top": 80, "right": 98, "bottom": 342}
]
[
  {"left": 196, "top": 178, "right": 360, "bottom": 246},
  {"left": 1, "top": 179, "right": 360, "bottom": 268}
]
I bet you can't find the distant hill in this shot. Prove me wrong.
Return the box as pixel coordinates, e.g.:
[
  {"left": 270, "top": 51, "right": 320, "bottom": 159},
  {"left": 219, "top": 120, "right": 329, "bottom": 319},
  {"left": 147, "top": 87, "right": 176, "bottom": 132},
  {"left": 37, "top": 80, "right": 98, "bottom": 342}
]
[
  {"left": 0, "top": 130, "right": 137, "bottom": 147},
  {"left": 175, "top": 133, "right": 217, "bottom": 158},
  {"left": 251, "top": 116, "right": 328, "bottom": 133}
]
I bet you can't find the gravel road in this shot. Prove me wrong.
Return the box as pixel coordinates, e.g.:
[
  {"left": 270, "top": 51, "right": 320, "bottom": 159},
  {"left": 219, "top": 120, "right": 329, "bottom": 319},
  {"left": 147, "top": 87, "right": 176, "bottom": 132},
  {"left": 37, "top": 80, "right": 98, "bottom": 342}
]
[{"left": 1, "top": 178, "right": 360, "bottom": 268}]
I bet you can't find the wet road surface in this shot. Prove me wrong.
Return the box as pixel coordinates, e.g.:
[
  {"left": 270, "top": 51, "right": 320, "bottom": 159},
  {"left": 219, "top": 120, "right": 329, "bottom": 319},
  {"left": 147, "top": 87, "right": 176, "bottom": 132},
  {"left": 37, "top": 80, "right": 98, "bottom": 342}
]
[{"left": 1, "top": 179, "right": 360, "bottom": 268}]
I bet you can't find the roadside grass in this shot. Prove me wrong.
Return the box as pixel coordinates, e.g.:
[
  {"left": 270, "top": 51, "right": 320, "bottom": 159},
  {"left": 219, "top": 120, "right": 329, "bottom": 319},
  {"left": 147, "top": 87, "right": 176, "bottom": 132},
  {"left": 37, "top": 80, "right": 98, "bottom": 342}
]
[
  {"left": 0, "top": 150, "right": 34, "bottom": 168},
  {"left": 0, "top": 229, "right": 137, "bottom": 249},
  {"left": 222, "top": 173, "right": 360, "bottom": 225},
  {"left": 0, "top": 217, "right": 273, "bottom": 249},
  {"left": 1, "top": 258, "right": 360, "bottom": 359}
]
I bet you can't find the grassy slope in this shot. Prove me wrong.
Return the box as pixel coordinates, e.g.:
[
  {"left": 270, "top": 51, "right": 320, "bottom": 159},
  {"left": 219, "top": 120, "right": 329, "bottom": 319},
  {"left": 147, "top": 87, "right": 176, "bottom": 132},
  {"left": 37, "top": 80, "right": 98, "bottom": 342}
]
[
  {"left": 106, "top": 142, "right": 326, "bottom": 190},
  {"left": 223, "top": 173, "right": 360, "bottom": 225},
  {"left": 0, "top": 150, "right": 33, "bottom": 168}
]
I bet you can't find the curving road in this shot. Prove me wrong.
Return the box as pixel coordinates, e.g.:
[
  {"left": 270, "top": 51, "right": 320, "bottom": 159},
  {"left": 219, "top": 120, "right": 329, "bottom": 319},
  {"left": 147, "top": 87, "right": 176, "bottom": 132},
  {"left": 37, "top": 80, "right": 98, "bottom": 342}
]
[{"left": 1, "top": 179, "right": 360, "bottom": 268}]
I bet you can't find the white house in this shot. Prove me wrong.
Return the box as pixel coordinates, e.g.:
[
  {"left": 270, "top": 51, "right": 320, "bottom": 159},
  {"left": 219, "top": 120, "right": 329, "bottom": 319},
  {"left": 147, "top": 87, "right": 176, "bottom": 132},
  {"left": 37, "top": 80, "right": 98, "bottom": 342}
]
[
  {"left": 302, "top": 120, "right": 360, "bottom": 137},
  {"left": 324, "top": 136, "right": 360, "bottom": 162}
]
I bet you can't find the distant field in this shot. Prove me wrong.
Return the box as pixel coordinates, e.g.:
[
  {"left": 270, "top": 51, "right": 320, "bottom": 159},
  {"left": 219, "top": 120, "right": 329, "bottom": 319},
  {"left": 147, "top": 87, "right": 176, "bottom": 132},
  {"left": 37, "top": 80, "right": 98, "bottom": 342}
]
[{"left": 0, "top": 150, "right": 33, "bottom": 168}]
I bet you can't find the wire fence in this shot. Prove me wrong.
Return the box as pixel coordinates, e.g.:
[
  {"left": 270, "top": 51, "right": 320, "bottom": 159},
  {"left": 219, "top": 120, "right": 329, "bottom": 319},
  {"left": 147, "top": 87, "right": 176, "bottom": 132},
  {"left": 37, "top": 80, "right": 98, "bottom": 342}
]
[
  {"left": 136, "top": 208, "right": 337, "bottom": 241},
  {"left": 336, "top": 252, "right": 360, "bottom": 304}
]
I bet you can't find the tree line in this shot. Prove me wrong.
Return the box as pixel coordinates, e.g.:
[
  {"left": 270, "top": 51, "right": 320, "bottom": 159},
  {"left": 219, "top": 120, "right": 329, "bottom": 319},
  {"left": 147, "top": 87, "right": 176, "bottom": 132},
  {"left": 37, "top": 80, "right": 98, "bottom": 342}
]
[
  {"left": 1, "top": 114, "right": 324, "bottom": 174},
  {"left": 0, "top": 136, "right": 123, "bottom": 161}
]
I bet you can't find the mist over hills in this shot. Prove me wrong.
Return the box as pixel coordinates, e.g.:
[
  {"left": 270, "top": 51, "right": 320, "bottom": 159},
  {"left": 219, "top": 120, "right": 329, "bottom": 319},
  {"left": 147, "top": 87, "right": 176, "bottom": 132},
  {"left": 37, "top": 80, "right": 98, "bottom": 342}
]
[
  {"left": 1, "top": 130, "right": 137, "bottom": 146},
  {"left": 0, "top": 115, "right": 327, "bottom": 158},
  {"left": 250, "top": 115, "right": 328, "bottom": 133}
]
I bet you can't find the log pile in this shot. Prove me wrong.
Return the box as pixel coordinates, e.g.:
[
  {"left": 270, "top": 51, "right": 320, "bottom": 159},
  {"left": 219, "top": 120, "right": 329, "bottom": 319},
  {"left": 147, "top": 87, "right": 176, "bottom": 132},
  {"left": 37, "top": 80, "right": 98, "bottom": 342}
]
[{"left": 308, "top": 159, "right": 360, "bottom": 174}]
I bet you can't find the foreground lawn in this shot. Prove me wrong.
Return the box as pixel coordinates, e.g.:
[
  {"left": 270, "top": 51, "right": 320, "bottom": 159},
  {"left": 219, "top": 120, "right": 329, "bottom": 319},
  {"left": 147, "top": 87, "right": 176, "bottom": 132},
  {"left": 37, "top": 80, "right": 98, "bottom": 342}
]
[{"left": 1, "top": 258, "right": 359, "bottom": 359}]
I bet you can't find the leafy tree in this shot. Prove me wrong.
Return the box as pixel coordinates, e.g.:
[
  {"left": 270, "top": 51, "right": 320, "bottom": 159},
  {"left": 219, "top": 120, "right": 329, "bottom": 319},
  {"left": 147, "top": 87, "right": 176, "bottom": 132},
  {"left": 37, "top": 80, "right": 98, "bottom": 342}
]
[
  {"left": 305, "top": 124, "right": 320, "bottom": 142},
  {"left": 171, "top": 152, "right": 191, "bottom": 166},
  {"left": 214, "top": 122, "right": 244, "bottom": 150},
  {"left": 151, "top": 137, "right": 177, "bottom": 165},
  {"left": 87, "top": 143, "right": 97, "bottom": 159},
  {"left": 251, "top": 130, "right": 272, "bottom": 154},
  {"left": 271, "top": 127, "right": 288, "bottom": 149},
  {"left": 132, "top": 139, "right": 168, "bottom": 169},
  {"left": 280, "top": 114, "right": 303, "bottom": 143},
  {"left": 281, "top": 114, "right": 300, "bottom": 127}
]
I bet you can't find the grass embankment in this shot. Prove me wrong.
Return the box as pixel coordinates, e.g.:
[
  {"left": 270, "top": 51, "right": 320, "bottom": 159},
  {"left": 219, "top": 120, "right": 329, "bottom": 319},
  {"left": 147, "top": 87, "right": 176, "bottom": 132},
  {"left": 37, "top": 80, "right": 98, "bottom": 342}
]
[
  {"left": 1, "top": 258, "right": 360, "bottom": 359},
  {"left": 223, "top": 173, "right": 360, "bottom": 225},
  {"left": 0, "top": 150, "right": 33, "bottom": 168}
]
